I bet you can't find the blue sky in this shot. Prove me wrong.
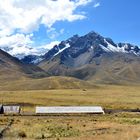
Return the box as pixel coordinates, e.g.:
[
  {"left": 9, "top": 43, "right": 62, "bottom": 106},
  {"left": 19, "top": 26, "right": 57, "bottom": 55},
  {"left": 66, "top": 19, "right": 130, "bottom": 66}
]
[
  {"left": 0, "top": 0, "right": 139, "bottom": 57},
  {"left": 32, "top": 0, "right": 140, "bottom": 46}
]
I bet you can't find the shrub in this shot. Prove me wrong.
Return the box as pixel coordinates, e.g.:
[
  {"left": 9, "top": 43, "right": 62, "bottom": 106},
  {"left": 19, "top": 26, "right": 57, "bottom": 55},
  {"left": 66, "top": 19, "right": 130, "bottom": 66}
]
[{"left": 18, "top": 131, "right": 27, "bottom": 138}]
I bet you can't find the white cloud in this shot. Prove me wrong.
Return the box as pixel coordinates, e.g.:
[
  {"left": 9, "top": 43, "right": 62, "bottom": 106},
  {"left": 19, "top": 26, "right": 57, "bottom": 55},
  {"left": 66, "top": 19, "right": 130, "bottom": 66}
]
[
  {"left": 0, "top": 0, "right": 92, "bottom": 36},
  {"left": 93, "top": 2, "right": 100, "bottom": 8},
  {"left": 47, "top": 28, "right": 65, "bottom": 39},
  {"left": 60, "top": 29, "right": 65, "bottom": 34},
  {"left": 76, "top": 0, "right": 92, "bottom": 6},
  {"left": 0, "top": 33, "right": 39, "bottom": 58},
  {"left": 0, "top": 0, "right": 93, "bottom": 58},
  {"left": 0, "top": 34, "right": 33, "bottom": 47}
]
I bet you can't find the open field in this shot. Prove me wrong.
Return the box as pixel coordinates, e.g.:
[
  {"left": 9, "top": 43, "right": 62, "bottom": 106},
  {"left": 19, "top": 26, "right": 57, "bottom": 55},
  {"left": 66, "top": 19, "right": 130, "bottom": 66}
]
[
  {"left": 0, "top": 76, "right": 96, "bottom": 91},
  {"left": 0, "top": 85, "right": 140, "bottom": 139},
  {"left": 0, "top": 85, "right": 140, "bottom": 111}
]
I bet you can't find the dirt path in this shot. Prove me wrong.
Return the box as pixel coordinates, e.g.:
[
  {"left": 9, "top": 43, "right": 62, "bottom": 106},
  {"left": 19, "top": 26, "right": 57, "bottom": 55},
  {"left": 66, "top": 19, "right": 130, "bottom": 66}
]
[{"left": 0, "top": 119, "right": 14, "bottom": 138}]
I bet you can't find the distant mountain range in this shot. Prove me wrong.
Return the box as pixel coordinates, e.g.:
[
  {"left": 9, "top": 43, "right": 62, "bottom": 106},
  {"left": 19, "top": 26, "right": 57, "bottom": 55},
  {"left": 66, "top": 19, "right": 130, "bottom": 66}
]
[
  {"left": 0, "top": 31, "right": 140, "bottom": 87},
  {"left": 20, "top": 31, "right": 140, "bottom": 64},
  {"left": 1, "top": 31, "right": 138, "bottom": 65},
  {"left": 0, "top": 44, "right": 48, "bottom": 60}
]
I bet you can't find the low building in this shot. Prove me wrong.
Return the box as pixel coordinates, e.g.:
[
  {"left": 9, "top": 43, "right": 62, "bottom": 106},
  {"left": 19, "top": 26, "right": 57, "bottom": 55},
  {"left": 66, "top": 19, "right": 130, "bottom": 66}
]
[
  {"left": 0, "top": 104, "right": 4, "bottom": 114},
  {"left": 36, "top": 106, "right": 104, "bottom": 114},
  {"left": 3, "top": 106, "right": 20, "bottom": 114}
]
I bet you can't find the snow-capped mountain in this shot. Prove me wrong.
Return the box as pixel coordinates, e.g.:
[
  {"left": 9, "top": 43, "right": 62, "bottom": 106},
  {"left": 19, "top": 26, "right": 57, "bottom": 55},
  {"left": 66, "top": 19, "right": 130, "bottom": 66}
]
[
  {"left": 1, "top": 31, "right": 140, "bottom": 64},
  {"left": 0, "top": 45, "right": 48, "bottom": 59},
  {"left": 1, "top": 31, "right": 140, "bottom": 84},
  {"left": 0, "top": 39, "right": 61, "bottom": 64},
  {"left": 38, "top": 31, "right": 140, "bottom": 84},
  {"left": 0, "top": 44, "right": 49, "bottom": 64},
  {"left": 43, "top": 31, "right": 140, "bottom": 63}
]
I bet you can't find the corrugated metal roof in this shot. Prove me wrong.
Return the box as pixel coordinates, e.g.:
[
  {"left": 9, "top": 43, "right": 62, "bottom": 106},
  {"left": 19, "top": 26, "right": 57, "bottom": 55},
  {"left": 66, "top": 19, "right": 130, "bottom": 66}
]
[
  {"left": 3, "top": 106, "right": 20, "bottom": 114},
  {"left": 36, "top": 106, "right": 104, "bottom": 114}
]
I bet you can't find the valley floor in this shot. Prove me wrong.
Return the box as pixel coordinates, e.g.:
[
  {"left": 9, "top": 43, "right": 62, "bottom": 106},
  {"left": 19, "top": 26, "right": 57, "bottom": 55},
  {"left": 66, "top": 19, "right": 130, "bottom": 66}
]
[{"left": 0, "top": 85, "right": 140, "bottom": 139}]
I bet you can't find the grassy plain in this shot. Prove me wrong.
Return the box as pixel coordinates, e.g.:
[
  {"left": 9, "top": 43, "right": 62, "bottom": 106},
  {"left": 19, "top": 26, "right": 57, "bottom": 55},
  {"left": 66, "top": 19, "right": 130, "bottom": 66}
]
[
  {"left": 0, "top": 85, "right": 140, "bottom": 140},
  {"left": 0, "top": 85, "right": 140, "bottom": 111}
]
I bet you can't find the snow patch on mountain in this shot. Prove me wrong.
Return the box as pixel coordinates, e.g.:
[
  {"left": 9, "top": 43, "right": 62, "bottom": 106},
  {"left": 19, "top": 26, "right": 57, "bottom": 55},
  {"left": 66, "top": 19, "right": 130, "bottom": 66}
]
[
  {"left": 31, "top": 57, "right": 44, "bottom": 64},
  {"left": 53, "top": 43, "right": 71, "bottom": 57},
  {"left": 101, "top": 39, "right": 140, "bottom": 55},
  {"left": 104, "top": 39, "right": 122, "bottom": 52}
]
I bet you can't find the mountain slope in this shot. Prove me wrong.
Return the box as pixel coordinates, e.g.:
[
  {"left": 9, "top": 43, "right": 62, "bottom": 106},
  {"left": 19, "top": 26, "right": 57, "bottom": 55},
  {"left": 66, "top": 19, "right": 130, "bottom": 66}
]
[
  {"left": 0, "top": 49, "right": 47, "bottom": 83},
  {"left": 0, "top": 49, "right": 95, "bottom": 90},
  {"left": 39, "top": 31, "right": 140, "bottom": 84}
]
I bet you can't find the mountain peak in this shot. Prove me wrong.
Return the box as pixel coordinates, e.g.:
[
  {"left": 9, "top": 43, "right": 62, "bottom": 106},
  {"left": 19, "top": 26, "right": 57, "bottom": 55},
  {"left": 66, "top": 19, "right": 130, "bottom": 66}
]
[
  {"left": 87, "top": 31, "right": 101, "bottom": 36},
  {"left": 41, "top": 31, "right": 140, "bottom": 67}
]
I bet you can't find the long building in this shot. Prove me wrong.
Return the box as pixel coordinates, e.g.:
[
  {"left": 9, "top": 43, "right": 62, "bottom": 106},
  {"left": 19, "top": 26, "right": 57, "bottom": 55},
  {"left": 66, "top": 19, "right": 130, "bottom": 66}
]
[{"left": 36, "top": 106, "right": 104, "bottom": 114}]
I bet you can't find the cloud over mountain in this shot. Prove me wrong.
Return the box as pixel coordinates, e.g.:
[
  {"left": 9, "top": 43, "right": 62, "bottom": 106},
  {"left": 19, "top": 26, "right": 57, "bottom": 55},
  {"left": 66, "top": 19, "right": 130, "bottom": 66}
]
[
  {"left": 0, "top": 0, "right": 92, "bottom": 58},
  {"left": 0, "top": 33, "right": 60, "bottom": 59}
]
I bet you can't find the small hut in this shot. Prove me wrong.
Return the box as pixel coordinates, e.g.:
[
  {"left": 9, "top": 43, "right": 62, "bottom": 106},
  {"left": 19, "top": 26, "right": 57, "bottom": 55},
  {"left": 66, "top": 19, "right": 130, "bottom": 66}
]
[
  {"left": 3, "top": 106, "right": 20, "bottom": 114},
  {"left": 0, "top": 104, "right": 4, "bottom": 114}
]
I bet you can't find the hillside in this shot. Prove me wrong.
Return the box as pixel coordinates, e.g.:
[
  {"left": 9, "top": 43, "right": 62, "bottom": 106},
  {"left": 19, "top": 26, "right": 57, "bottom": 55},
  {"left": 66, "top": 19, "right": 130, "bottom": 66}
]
[
  {"left": 0, "top": 49, "right": 47, "bottom": 84},
  {"left": 0, "top": 76, "right": 96, "bottom": 91},
  {"left": 0, "top": 49, "right": 95, "bottom": 90}
]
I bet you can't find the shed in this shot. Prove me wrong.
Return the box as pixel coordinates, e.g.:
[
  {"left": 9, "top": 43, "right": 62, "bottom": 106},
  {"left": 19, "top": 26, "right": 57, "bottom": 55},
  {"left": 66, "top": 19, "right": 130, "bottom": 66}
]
[
  {"left": 36, "top": 106, "right": 104, "bottom": 114},
  {"left": 0, "top": 104, "right": 4, "bottom": 114},
  {"left": 3, "top": 106, "right": 21, "bottom": 114}
]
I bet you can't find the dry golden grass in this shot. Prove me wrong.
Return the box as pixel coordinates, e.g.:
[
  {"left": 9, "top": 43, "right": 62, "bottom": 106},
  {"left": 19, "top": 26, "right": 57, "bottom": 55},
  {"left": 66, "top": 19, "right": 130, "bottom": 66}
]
[
  {"left": 0, "top": 85, "right": 140, "bottom": 111},
  {"left": 0, "top": 76, "right": 95, "bottom": 90},
  {"left": 0, "top": 85, "right": 140, "bottom": 140},
  {"left": 0, "top": 113, "right": 140, "bottom": 140}
]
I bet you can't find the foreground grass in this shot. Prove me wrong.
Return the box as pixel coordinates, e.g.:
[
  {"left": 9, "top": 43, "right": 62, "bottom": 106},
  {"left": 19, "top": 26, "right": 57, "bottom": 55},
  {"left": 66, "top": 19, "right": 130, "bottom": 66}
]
[{"left": 0, "top": 113, "right": 140, "bottom": 140}]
